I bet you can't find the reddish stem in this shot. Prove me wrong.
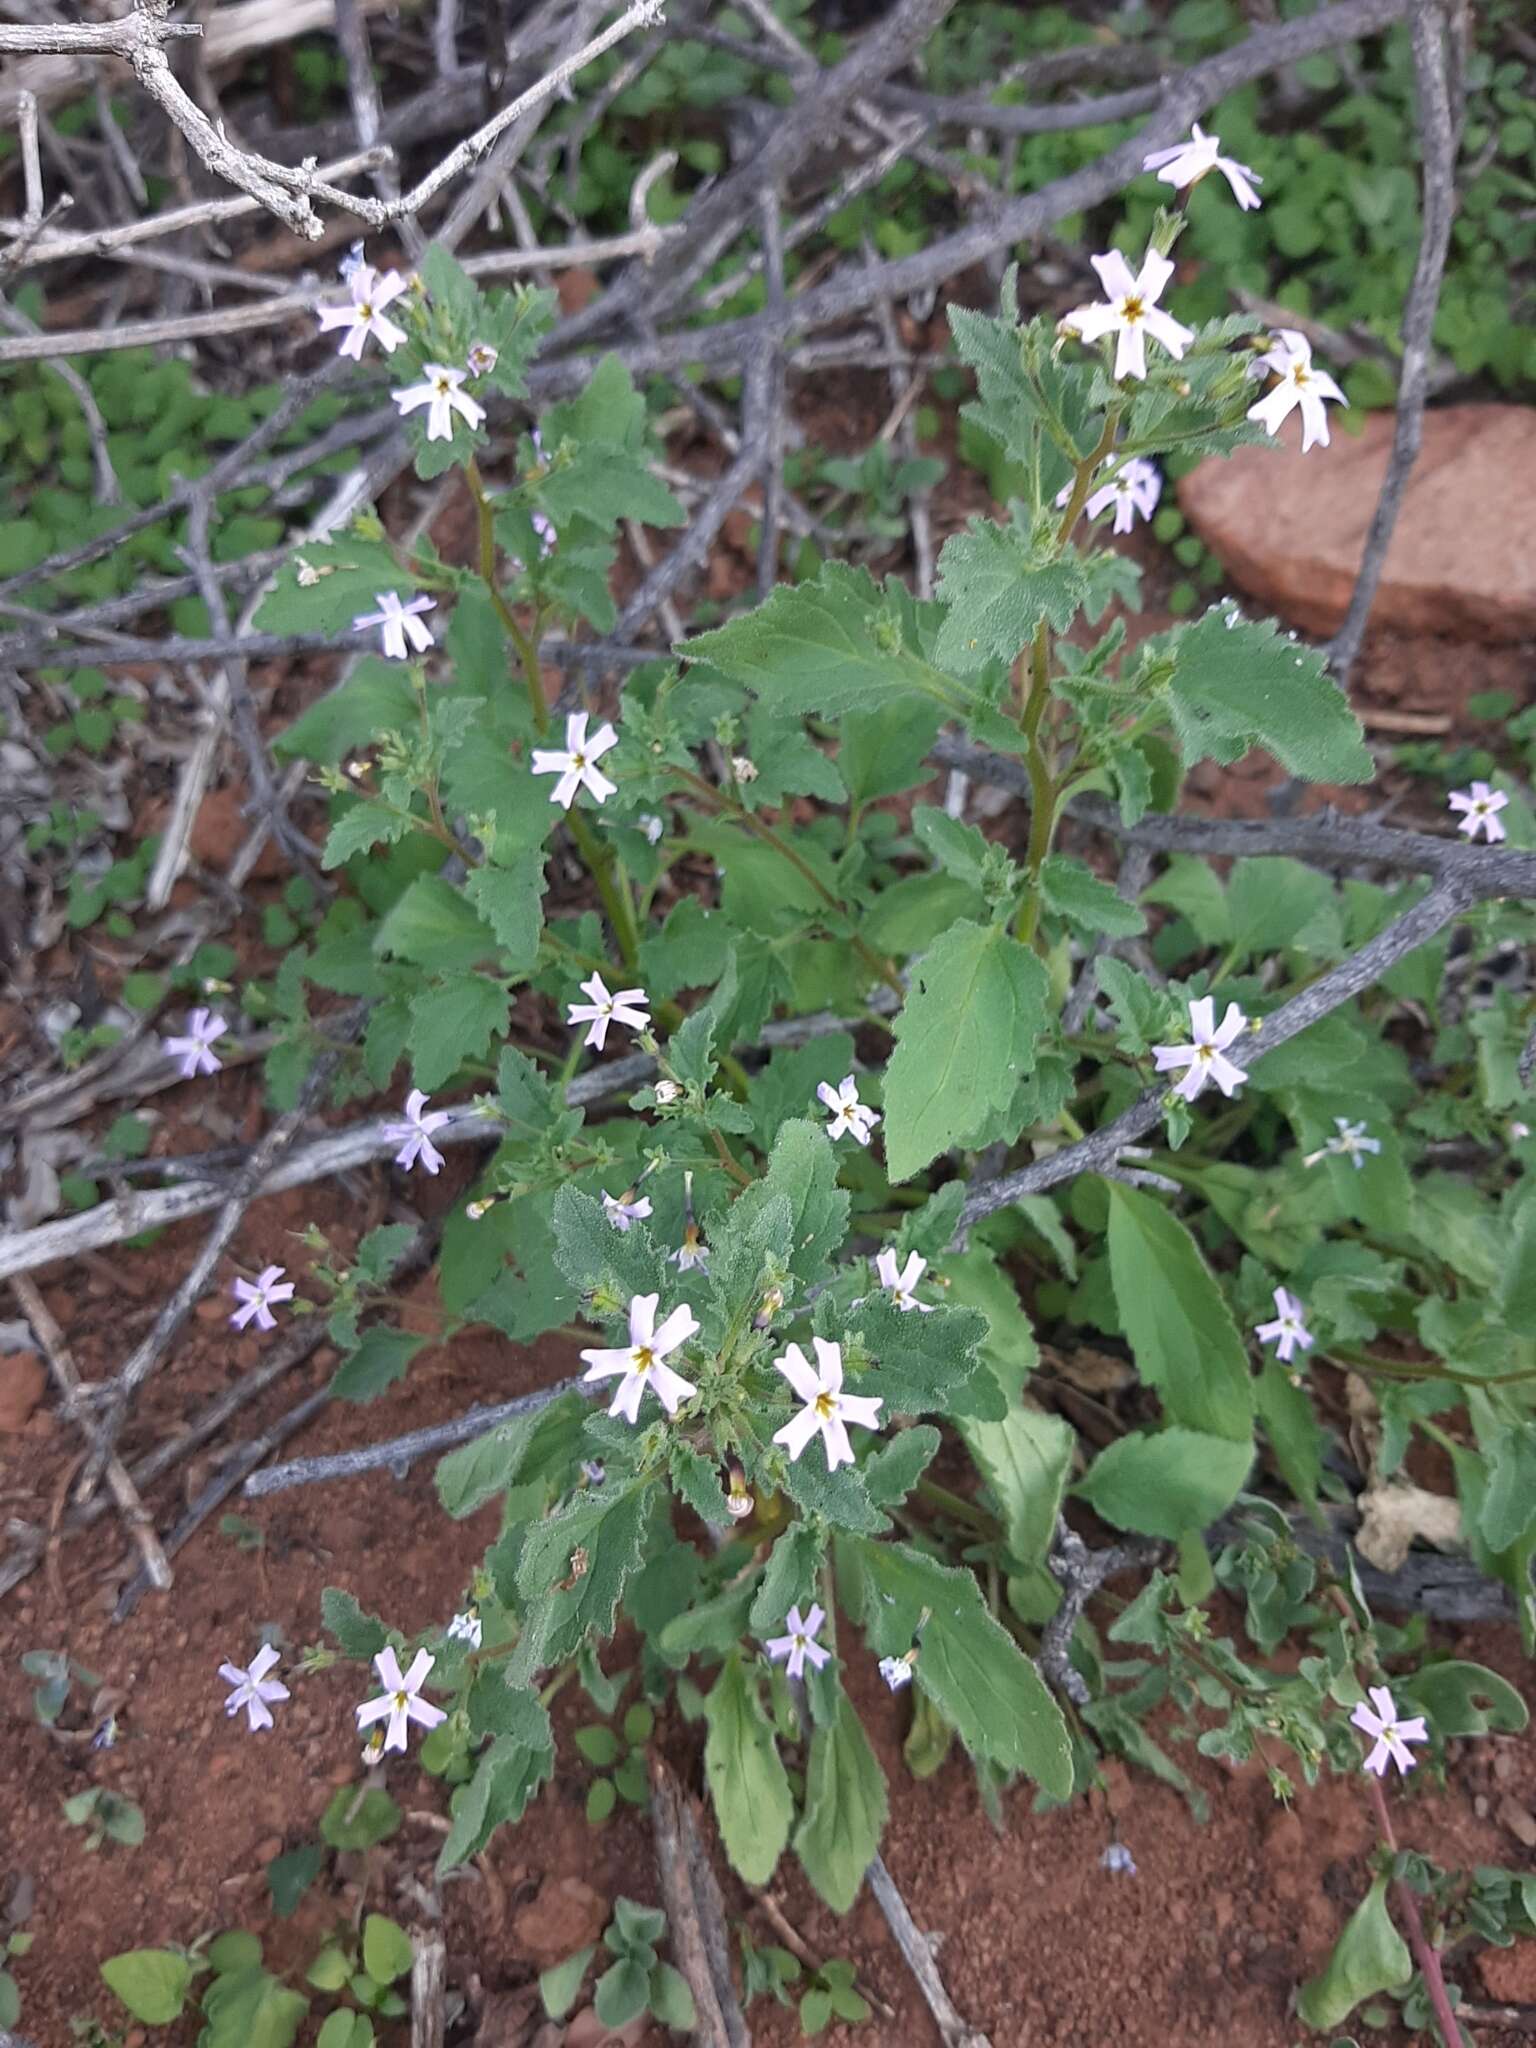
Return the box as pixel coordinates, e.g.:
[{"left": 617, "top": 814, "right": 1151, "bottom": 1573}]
[{"left": 1364, "top": 1770, "right": 1463, "bottom": 2048}]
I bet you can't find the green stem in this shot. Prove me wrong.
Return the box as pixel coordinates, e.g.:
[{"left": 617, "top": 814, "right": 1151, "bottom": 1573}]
[
  {"left": 465, "top": 457, "right": 549, "bottom": 735},
  {"left": 565, "top": 808, "right": 643, "bottom": 974}
]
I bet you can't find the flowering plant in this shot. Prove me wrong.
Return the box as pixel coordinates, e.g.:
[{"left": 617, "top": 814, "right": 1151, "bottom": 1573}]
[{"left": 239, "top": 137, "right": 1533, "bottom": 2004}]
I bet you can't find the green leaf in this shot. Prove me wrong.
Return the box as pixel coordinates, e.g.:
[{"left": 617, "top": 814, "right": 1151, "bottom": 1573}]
[
  {"left": 255, "top": 532, "right": 415, "bottom": 637},
  {"left": 266, "top": 1842, "right": 324, "bottom": 1919},
  {"left": 375, "top": 874, "right": 498, "bottom": 973},
  {"left": 648, "top": 1960, "right": 697, "bottom": 2031},
  {"left": 317, "top": 2013, "right": 372, "bottom": 2048},
  {"left": 749, "top": 1520, "right": 825, "bottom": 1636},
  {"left": 851, "top": 1540, "right": 1071, "bottom": 1794},
  {"left": 438, "top": 1729, "right": 555, "bottom": 1871},
  {"left": 322, "top": 801, "right": 418, "bottom": 869},
  {"left": 1295, "top": 1876, "right": 1411, "bottom": 2030},
  {"left": 910, "top": 803, "right": 994, "bottom": 889},
  {"left": 408, "top": 973, "right": 511, "bottom": 1091},
  {"left": 100, "top": 1949, "right": 193, "bottom": 2023},
  {"left": 277, "top": 659, "right": 419, "bottom": 766},
  {"left": 463, "top": 852, "right": 547, "bottom": 974},
  {"left": 513, "top": 1483, "right": 655, "bottom": 1673},
  {"left": 862, "top": 1424, "right": 941, "bottom": 1507},
  {"left": 795, "top": 1688, "right": 887, "bottom": 1911},
  {"left": 1480, "top": 1428, "right": 1536, "bottom": 1552},
  {"left": 1039, "top": 855, "right": 1146, "bottom": 938},
  {"left": 198, "top": 1962, "right": 307, "bottom": 2048},
  {"left": 1403, "top": 1660, "right": 1528, "bottom": 1738},
  {"left": 851, "top": 1293, "right": 1001, "bottom": 1421},
  {"left": 1075, "top": 1428, "right": 1253, "bottom": 1540},
  {"left": 320, "top": 1786, "right": 400, "bottom": 1851},
  {"left": 932, "top": 520, "right": 1088, "bottom": 672},
  {"left": 883, "top": 921, "right": 1048, "bottom": 1182},
  {"left": 435, "top": 1408, "right": 550, "bottom": 1518},
  {"left": 702, "top": 1651, "right": 793, "bottom": 1886},
  {"left": 1105, "top": 1183, "right": 1253, "bottom": 1441},
  {"left": 1253, "top": 1357, "right": 1323, "bottom": 1517},
  {"left": 320, "top": 1587, "right": 390, "bottom": 1660},
  {"left": 1157, "top": 607, "right": 1372, "bottom": 783},
  {"left": 963, "top": 1406, "right": 1073, "bottom": 1570},
  {"left": 550, "top": 1184, "right": 670, "bottom": 1302},
  {"left": 332, "top": 1326, "right": 428, "bottom": 1402},
  {"left": 595, "top": 1958, "right": 651, "bottom": 2029},
  {"left": 208, "top": 1930, "right": 263, "bottom": 1976},
  {"left": 725, "top": 1118, "right": 848, "bottom": 1287},
  {"left": 361, "top": 1915, "right": 413, "bottom": 1986},
  {"left": 540, "top": 1945, "right": 595, "bottom": 2019},
  {"left": 839, "top": 699, "right": 942, "bottom": 806},
  {"left": 574, "top": 1724, "right": 622, "bottom": 1767}
]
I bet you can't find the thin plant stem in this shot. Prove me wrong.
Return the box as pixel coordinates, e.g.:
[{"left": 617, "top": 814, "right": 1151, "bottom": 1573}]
[{"left": 1364, "top": 1769, "right": 1465, "bottom": 2048}]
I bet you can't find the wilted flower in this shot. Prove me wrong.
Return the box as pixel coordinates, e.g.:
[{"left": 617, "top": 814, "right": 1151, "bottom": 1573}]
[
  {"left": 352, "top": 589, "right": 436, "bottom": 661},
  {"left": 602, "top": 1189, "right": 653, "bottom": 1232},
  {"left": 1350, "top": 1685, "right": 1428, "bottom": 1777},
  {"left": 383, "top": 1089, "right": 451, "bottom": 1175},
  {"left": 817, "top": 1075, "right": 880, "bottom": 1145},
  {"left": 765, "top": 1604, "right": 830, "bottom": 1681},
  {"left": 466, "top": 341, "right": 498, "bottom": 377},
  {"left": 772, "top": 1338, "right": 882, "bottom": 1472},
  {"left": 1101, "top": 1842, "right": 1138, "bottom": 1876},
  {"left": 446, "top": 1610, "right": 482, "bottom": 1649},
  {"left": 316, "top": 262, "right": 409, "bottom": 358},
  {"left": 392, "top": 362, "right": 485, "bottom": 442},
  {"left": 567, "top": 971, "right": 650, "bottom": 1052},
  {"left": 874, "top": 1248, "right": 934, "bottom": 1313},
  {"left": 1255, "top": 1286, "right": 1313, "bottom": 1364},
  {"left": 1063, "top": 247, "right": 1193, "bottom": 382},
  {"left": 672, "top": 1225, "right": 710, "bottom": 1273},
  {"left": 360, "top": 1727, "right": 386, "bottom": 1766},
  {"left": 356, "top": 1647, "right": 446, "bottom": 1755},
  {"left": 1152, "top": 997, "right": 1250, "bottom": 1103},
  {"left": 163, "top": 1006, "right": 226, "bottom": 1080},
  {"left": 579, "top": 1291, "right": 699, "bottom": 1425},
  {"left": 878, "top": 1654, "right": 914, "bottom": 1692},
  {"left": 1246, "top": 331, "right": 1347, "bottom": 452},
  {"left": 1304, "top": 1118, "right": 1382, "bottom": 1170},
  {"left": 230, "top": 1264, "right": 295, "bottom": 1332},
  {"left": 531, "top": 710, "right": 619, "bottom": 809},
  {"left": 1448, "top": 781, "right": 1509, "bottom": 844},
  {"left": 653, "top": 1080, "right": 682, "bottom": 1106},
  {"left": 1143, "top": 123, "right": 1262, "bottom": 210},
  {"left": 580, "top": 1459, "right": 607, "bottom": 1486},
  {"left": 219, "top": 1644, "right": 290, "bottom": 1733},
  {"left": 731, "top": 755, "right": 758, "bottom": 784}
]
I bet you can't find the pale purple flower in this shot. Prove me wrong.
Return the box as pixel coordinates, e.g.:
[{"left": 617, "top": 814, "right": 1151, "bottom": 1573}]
[
  {"left": 383, "top": 1088, "right": 451, "bottom": 1175},
  {"left": 1305, "top": 1117, "right": 1382, "bottom": 1170},
  {"left": 219, "top": 1644, "right": 290, "bottom": 1733},
  {"left": 1246, "top": 331, "right": 1347, "bottom": 452},
  {"left": 446, "top": 1610, "right": 482, "bottom": 1649},
  {"left": 1350, "top": 1685, "right": 1428, "bottom": 1778},
  {"left": 163, "top": 1006, "right": 225, "bottom": 1080},
  {"left": 602, "top": 1190, "right": 653, "bottom": 1232},
  {"left": 1143, "top": 123, "right": 1262, "bottom": 210},
  {"left": 531, "top": 710, "right": 619, "bottom": 809},
  {"left": 765, "top": 1604, "right": 830, "bottom": 1682},
  {"left": 1101, "top": 1843, "right": 1138, "bottom": 1876},
  {"left": 1152, "top": 996, "right": 1249, "bottom": 1103},
  {"left": 353, "top": 589, "right": 436, "bottom": 661},
  {"left": 393, "top": 362, "right": 486, "bottom": 442},
  {"left": 1063, "top": 248, "right": 1194, "bottom": 382},
  {"left": 1086, "top": 457, "right": 1162, "bottom": 533},
  {"left": 1255, "top": 1286, "right": 1313, "bottom": 1364},
  {"left": 316, "top": 262, "right": 409, "bottom": 359},
  {"left": 231, "top": 1264, "right": 295, "bottom": 1332},
  {"left": 580, "top": 1459, "right": 607, "bottom": 1486},
  {"left": 772, "top": 1338, "right": 882, "bottom": 1472},
  {"left": 466, "top": 341, "right": 498, "bottom": 377},
  {"left": 879, "top": 1654, "right": 914, "bottom": 1692},
  {"left": 640, "top": 813, "right": 666, "bottom": 845},
  {"left": 874, "top": 1248, "right": 934, "bottom": 1313},
  {"left": 671, "top": 1226, "right": 709, "bottom": 1273},
  {"left": 567, "top": 971, "right": 650, "bottom": 1052},
  {"left": 356, "top": 1647, "right": 446, "bottom": 1755},
  {"left": 580, "top": 1291, "right": 700, "bottom": 1425},
  {"left": 817, "top": 1075, "right": 880, "bottom": 1145},
  {"left": 1448, "top": 781, "right": 1509, "bottom": 844}
]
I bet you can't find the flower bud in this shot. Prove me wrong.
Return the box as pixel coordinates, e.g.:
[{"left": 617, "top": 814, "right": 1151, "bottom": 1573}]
[
  {"left": 653, "top": 1080, "right": 681, "bottom": 1105},
  {"left": 731, "top": 755, "right": 758, "bottom": 783},
  {"left": 466, "top": 342, "right": 498, "bottom": 377}
]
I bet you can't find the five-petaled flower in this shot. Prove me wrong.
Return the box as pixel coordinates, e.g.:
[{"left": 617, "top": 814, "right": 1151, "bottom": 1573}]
[
  {"left": 1153, "top": 997, "right": 1250, "bottom": 1103},
  {"left": 1143, "top": 123, "right": 1262, "bottom": 210},
  {"left": 446, "top": 1610, "right": 482, "bottom": 1649},
  {"left": 1084, "top": 457, "right": 1162, "bottom": 533},
  {"left": 383, "top": 1089, "right": 451, "bottom": 1175},
  {"left": 879, "top": 1654, "right": 914, "bottom": 1692},
  {"left": 163, "top": 1006, "right": 225, "bottom": 1080},
  {"left": 1063, "top": 248, "right": 1193, "bottom": 382},
  {"left": 353, "top": 590, "right": 436, "bottom": 661},
  {"left": 874, "top": 1248, "right": 934, "bottom": 1313},
  {"left": 580, "top": 1292, "right": 699, "bottom": 1425},
  {"left": 602, "top": 1189, "right": 653, "bottom": 1232},
  {"left": 1246, "top": 331, "right": 1346, "bottom": 452},
  {"left": 231, "top": 1264, "right": 295, "bottom": 1332},
  {"left": 356, "top": 1647, "right": 446, "bottom": 1755},
  {"left": 219, "top": 1644, "right": 289, "bottom": 1732},
  {"left": 1305, "top": 1117, "right": 1382, "bottom": 1170},
  {"left": 316, "top": 262, "right": 409, "bottom": 359},
  {"left": 1448, "top": 781, "right": 1508, "bottom": 844},
  {"left": 818, "top": 1075, "right": 880, "bottom": 1145},
  {"left": 772, "top": 1338, "right": 883, "bottom": 1472},
  {"left": 1350, "top": 1685, "right": 1428, "bottom": 1778},
  {"left": 1255, "top": 1286, "right": 1313, "bottom": 1364},
  {"left": 466, "top": 341, "right": 498, "bottom": 377},
  {"left": 531, "top": 711, "right": 619, "bottom": 809},
  {"left": 567, "top": 971, "right": 650, "bottom": 1052},
  {"left": 765, "top": 1604, "right": 830, "bottom": 1681},
  {"left": 393, "top": 362, "right": 485, "bottom": 442}
]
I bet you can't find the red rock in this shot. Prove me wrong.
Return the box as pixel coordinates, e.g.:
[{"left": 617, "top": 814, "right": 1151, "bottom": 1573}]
[
  {"left": 0, "top": 1349, "right": 46, "bottom": 1434},
  {"left": 1178, "top": 405, "right": 1536, "bottom": 643}
]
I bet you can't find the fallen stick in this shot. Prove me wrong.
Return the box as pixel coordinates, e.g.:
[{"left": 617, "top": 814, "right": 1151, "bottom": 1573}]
[
  {"left": 648, "top": 1754, "right": 751, "bottom": 2048},
  {"left": 865, "top": 1855, "right": 990, "bottom": 2048}
]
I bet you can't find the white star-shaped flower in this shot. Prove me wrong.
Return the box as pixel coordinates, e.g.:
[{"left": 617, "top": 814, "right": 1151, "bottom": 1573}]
[
  {"left": 316, "top": 262, "right": 409, "bottom": 359},
  {"left": 1350, "top": 1684, "right": 1428, "bottom": 1778},
  {"left": 1305, "top": 1117, "right": 1382, "bottom": 1170},
  {"left": 772, "top": 1338, "right": 882, "bottom": 1472},
  {"left": 1246, "top": 330, "right": 1347, "bottom": 452},
  {"left": 567, "top": 971, "right": 650, "bottom": 1052},
  {"left": 446, "top": 1610, "right": 482, "bottom": 1649},
  {"left": 383, "top": 1089, "right": 451, "bottom": 1174},
  {"left": 1063, "top": 248, "right": 1194, "bottom": 382},
  {"left": 1448, "top": 781, "right": 1508, "bottom": 843},
  {"left": 1076, "top": 456, "right": 1163, "bottom": 533},
  {"left": 218, "top": 1644, "right": 290, "bottom": 1733},
  {"left": 765, "top": 1604, "right": 830, "bottom": 1681},
  {"left": 356, "top": 1647, "right": 446, "bottom": 1755},
  {"left": 1143, "top": 123, "right": 1262, "bottom": 210},
  {"left": 580, "top": 1291, "right": 699, "bottom": 1425},
  {"left": 163, "top": 1006, "right": 225, "bottom": 1079},
  {"left": 602, "top": 1190, "right": 653, "bottom": 1232},
  {"left": 392, "top": 362, "right": 486, "bottom": 442},
  {"left": 878, "top": 1654, "right": 914, "bottom": 1692},
  {"left": 817, "top": 1075, "right": 880, "bottom": 1145},
  {"left": 230, "top": 1264, "right": 295, "bottom": 1332},
  {"left": 352, "top": 589, "right": 436, "bottom": 661},
  {"left": 1152, "top": 997, "right": 1249, "bottom": 1103},
  {"left": 531, "top": 711, "right": 619, "bottom": 809},
  {"left": 671, "top": 1226, "right": 710, "bottom": 1273},
  {"left": 874, "top": 1248, "right": 934, "bottom": 1313},
  {"left": 1255, "top": 1286, "right": 1313, "bottom": 1364}
]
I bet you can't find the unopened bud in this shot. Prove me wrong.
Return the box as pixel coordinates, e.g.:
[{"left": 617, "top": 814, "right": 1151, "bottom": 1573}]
[
  {"left": 653, "top": 1080, "right": 681, "bottom": 1105},
  {"left": 726, "top": 1470, "right": 754, "bottom": 1520},
  {"left": 466, "top": 342, "right": 498, "bottom": 377}
]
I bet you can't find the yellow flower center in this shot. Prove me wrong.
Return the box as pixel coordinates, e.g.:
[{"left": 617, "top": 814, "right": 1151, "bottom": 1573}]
[
  {"left": 814, "top": 1391, "right": 836, "bottom": 1419},
  {"left": 1121, "top": 294, "right": 1145, "bottom": 323},
  {"left": 572, "top": 751, "right": 587, "bottom": 769},
  {"left": 1292, "top": 366, "right": 1311, "bottom": 388},
  {"left": 633, "top": 1346, "right": 655, "bottom": 1374},
  {"left": 393, "top": 1690, "right": 409, "bottom": 1709}
]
